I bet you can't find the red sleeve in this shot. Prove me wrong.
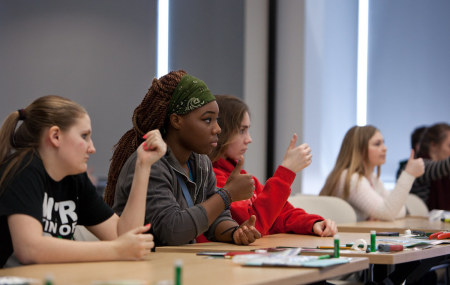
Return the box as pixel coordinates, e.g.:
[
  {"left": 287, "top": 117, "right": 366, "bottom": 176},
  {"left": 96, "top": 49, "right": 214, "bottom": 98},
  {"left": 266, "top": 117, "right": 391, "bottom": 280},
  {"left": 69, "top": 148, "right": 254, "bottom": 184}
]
[
  {"left": 212, "top": 165, "right": 253, "bottom": 227},
  {"left": 245, "top": 166, "right": 296, "bottom": 235},
  {"left": 213, "top": 165, "right": 228, "bottom": 189},
  {"left": 213, "top": 162, "right": 298, "bottom": 236},
  {"left": 269, "top": 201, "right": 324, "bottom": 235}
]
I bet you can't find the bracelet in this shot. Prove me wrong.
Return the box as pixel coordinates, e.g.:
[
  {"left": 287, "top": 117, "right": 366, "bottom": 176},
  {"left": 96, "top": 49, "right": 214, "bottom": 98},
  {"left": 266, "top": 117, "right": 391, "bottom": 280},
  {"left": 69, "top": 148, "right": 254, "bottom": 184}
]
[
  {"left": 231, "top": 226, "right": 240, "bottom": 242},
  {"left": 217, "top": 188, "right": 231, "bottom": 210},
  {"left": 221, "top": 188, "right": 232, "bottom": 202},
  {"left": 220, "top": 225, "right": 240, "bottom": 243},
  {"left": 220, "top": 225, "right": 238, "bottom": 235}
]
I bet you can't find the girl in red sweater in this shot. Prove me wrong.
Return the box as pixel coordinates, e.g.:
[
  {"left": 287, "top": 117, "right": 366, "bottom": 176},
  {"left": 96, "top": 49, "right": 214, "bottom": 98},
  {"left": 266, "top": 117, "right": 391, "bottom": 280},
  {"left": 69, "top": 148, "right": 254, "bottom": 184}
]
[{"left": 209, "top": 95, "right": 337, "bottom": 237}]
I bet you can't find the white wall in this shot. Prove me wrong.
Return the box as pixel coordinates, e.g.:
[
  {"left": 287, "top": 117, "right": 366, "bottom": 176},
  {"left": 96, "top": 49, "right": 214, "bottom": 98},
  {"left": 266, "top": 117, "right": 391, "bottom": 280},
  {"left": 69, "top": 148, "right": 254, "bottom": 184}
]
[
  {"left": 275, "top": 0, "right": 358, "bottom": 195},
  {"left": 274, "top": 0, "right": 307, "bottom": 193},
  {"left": 368, "top": 0, "right": 450, "bottom": 185},
  {"left": 274, "top": 0, "right": 449, "bottom": 195},
  {"left": 1, "top": 0, "right": 448, "bottom": 191},
  {"left": 168, "top": 0, "right": 268, "bottom": 181},
  {"left": 243, "top": 0, "right": 269, "bottom": 181},
  {"left": 169, "top": 0, "right": 244, "bottom": 97}
]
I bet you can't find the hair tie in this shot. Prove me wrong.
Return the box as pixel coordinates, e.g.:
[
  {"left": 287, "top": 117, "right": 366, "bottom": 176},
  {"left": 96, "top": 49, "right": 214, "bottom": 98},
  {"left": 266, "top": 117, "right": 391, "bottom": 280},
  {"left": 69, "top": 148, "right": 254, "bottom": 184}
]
[{"left": 17, "top": 109, "right": 26, "bottom": 120}]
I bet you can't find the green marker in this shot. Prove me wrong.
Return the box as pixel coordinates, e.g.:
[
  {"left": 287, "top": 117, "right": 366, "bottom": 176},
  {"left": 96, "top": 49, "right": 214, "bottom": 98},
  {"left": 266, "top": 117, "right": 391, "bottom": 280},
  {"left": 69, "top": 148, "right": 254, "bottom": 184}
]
[
  {"left": 370, "top": 230, "right": 376, "bottom": 252},
  {"left": 174, "top": 259, "right": 183, "bottom": 285},
  {"left": 318, "top": 254, "right": 331, "bottom": 259},
  {"left": 333, "top": 234, "right": 340, "bottom": 258},
  {"left": 45, "top": 274, "right": 54, "bottom": 285}
]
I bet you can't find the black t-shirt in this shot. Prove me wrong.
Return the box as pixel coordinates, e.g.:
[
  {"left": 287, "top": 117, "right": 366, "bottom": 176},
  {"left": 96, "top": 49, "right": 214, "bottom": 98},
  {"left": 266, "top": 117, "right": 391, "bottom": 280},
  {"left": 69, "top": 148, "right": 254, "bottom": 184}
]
[{"left": 0, "top": 153, "right": 113, "bottom": 267}]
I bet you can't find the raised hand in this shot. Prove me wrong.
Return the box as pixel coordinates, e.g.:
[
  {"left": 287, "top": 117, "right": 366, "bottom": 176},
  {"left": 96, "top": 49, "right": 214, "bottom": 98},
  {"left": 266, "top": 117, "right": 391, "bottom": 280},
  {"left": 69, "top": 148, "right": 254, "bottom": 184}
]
[
  {"left": 281, "top": 134, "right": 312, "bottom": 173},
  {"left": 223, "top": 156, "right": 255, "bottom": 202},
  {"left": 113, "top": 224, "right": 154, "bottom": 260},
  {"left": 137, "top": 130, "right": 167, "bottom": 167},
  {"left": 312, "top": 219, "right": 338, "bottom": 237},
  {"left": 404, "top": 149, "right": 425, "bottom": 178},
  {"left": 233, "top": 215, "right": 261, "bottom": 245}
]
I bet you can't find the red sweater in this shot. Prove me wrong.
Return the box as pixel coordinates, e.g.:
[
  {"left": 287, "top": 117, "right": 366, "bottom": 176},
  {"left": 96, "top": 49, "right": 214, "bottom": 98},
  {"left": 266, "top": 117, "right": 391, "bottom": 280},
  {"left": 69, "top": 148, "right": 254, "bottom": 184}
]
[{"left": 212, "top": 158, "right": 324, "bottom": 236}]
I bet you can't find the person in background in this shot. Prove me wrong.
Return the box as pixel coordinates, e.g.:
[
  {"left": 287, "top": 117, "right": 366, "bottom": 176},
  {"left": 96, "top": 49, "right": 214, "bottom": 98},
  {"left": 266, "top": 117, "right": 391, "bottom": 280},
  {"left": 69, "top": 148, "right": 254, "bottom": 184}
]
[
  {"left": 104, "top": 71, "right": 261, "bottom": 246},
  {"left": 412, "top": 123, "right": 450, "bottom": 210},
  {"left": 396, "top": 125, "right": 427, "bottom": 179},
  {"left": 320, "top": 125, "right": 438, "bottom": 284},
  {"left": 209, "top": 95, "right": 337, "bottom": 237},
  {"left": 320, "top": 125, "right": 424, "bottom": 221},
  {"left": 0, "top": 95, "right": 166, "bottom": 268}
]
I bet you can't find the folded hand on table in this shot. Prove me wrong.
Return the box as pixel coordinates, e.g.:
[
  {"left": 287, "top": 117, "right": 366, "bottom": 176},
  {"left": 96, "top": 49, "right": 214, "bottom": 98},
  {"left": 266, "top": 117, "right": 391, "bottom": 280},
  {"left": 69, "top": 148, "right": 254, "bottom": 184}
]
[
  {"left": 233, "top": 215, "right": 261, "bottom": 245},
  {"left": 313, "top": 219, "right": 338, "bottom": 237}
]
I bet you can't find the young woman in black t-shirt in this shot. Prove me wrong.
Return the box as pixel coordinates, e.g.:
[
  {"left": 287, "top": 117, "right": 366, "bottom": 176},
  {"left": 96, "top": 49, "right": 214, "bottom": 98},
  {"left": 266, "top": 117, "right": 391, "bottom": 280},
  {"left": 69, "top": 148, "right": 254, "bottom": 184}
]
[{"left": 0, "top": 95, "right": 166, "bottom": 267}]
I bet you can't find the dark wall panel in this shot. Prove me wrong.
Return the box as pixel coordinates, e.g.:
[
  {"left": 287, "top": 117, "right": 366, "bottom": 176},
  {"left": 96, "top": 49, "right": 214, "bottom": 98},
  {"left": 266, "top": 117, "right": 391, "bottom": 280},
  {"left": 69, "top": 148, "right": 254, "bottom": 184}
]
[{"left": 0, "top": 0, "right": 157, "bottom": 177}]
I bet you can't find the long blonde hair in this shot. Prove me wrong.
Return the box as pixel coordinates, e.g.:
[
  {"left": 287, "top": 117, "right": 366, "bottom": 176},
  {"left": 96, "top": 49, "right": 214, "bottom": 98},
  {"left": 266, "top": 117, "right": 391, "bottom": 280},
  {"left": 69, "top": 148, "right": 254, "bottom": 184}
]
[
  {"left": 0, "top": 95, "right": 87, "bottom": 195},
  {"left": 320, "top": 125, "right": 380, "bottom": 199}
]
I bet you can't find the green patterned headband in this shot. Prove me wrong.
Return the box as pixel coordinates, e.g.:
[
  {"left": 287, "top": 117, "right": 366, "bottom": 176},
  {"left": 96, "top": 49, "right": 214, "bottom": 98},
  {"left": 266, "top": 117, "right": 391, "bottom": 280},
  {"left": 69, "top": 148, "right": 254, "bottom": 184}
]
[{"left": 167, "top": 74, "right": 215, "bottom": 116}]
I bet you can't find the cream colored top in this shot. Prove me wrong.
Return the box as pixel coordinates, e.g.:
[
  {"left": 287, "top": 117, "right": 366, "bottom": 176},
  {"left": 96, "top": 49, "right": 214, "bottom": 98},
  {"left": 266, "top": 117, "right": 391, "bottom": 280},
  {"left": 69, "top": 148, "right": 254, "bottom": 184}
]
[{"left": 336, "top": 170, "right": 415, "bottom": 221}]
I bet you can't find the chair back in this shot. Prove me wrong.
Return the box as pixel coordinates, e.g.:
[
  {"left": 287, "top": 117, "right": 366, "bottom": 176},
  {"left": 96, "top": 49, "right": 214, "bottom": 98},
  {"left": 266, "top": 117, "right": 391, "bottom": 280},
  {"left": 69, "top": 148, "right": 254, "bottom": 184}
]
[
  {"left": 405, "top": 193, "right": 429, "bottom": 217},
  {"left": 288, "top": 194, "right": 357, "bottom": 223}
]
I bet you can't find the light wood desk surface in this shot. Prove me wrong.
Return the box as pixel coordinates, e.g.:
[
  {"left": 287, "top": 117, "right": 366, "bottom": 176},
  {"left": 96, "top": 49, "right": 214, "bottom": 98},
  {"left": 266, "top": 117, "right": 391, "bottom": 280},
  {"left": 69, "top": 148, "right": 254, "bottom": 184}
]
[
  {"left": 156, "top": 233, "right": 450, "bottom": 265},
  {"left": 337, "top": 216, "right": 450, "bottom": 233},
  {"left": 0, "top": 252, "right": 368, "bottom": 285}
]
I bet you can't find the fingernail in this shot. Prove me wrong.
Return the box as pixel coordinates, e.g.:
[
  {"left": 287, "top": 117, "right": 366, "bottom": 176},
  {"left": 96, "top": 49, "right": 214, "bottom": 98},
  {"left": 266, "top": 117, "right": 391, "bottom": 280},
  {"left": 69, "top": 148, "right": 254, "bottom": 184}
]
[
  {"left": 143, "top": 142, "right": 147, "bottom": 150},
  {"left": 145, "top": 223, "right": 150, "bottom": 227},
  {"left": 143, "top": 134, "right": 148, "bottom": 139}
]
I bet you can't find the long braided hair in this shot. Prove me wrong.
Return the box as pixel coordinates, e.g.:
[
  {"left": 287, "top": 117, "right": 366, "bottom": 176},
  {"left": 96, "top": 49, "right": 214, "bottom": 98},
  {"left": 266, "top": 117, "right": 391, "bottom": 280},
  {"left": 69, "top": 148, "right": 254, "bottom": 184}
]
[{"left": 104, "top": 70, "right": 186, "bottom": 206}]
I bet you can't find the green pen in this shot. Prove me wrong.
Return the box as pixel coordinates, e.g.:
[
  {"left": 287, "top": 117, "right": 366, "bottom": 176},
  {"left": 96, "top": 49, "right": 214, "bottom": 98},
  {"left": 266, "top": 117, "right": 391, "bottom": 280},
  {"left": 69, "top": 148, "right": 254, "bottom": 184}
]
[{"left": 318, "top": 254, "right": 331, "bottom": 259}]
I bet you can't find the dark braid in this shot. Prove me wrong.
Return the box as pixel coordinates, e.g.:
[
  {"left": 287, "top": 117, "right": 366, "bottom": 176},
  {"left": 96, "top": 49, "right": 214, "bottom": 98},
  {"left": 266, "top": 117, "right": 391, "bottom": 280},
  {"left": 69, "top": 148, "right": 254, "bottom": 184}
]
[{"left": 104, "top": 70, "right": 186, "bottom": 206}]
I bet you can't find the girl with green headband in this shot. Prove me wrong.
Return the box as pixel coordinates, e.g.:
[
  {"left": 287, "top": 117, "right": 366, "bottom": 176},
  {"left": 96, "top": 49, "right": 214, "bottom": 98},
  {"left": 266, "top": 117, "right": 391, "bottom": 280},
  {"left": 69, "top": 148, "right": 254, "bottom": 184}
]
[{"left": 105, "top": 70, "right": 261, "bottom": 246}]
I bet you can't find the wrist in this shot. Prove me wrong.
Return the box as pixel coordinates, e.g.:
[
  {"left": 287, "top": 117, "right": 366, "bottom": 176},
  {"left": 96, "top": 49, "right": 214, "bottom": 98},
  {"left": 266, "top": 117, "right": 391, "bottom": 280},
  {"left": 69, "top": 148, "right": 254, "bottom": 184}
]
[
  {"left": 222, "top": 186, "right": 236, "bottom": 202},
  {"left": 109, "top": 240, "right": 122, "bottom": 260},
  {"left": 222, "top": 188, "right": 232, "bottom": 203},
  {"left": 403, "top": 169, "right": 417, "bottom": 178},
  {"left": 312, "top": 220, "right": 323, "bottom": 233},
  {"left": 275, "top": 165, "right": 297, "bottom": 182},
  {"left": 231, "top": 226, "right": 239, "bottom": 243},
  {"left": 220, "top": 225, "right": 239, "bottom": 243},
  {"left": 217, "top": 188, "right": 231, "bottom": 210},
  {"left": 280, "top": 161, "right": 293, "bottom": 172},
  {"left": 135, "top": 158, "right": 152, "bottom": 172}
]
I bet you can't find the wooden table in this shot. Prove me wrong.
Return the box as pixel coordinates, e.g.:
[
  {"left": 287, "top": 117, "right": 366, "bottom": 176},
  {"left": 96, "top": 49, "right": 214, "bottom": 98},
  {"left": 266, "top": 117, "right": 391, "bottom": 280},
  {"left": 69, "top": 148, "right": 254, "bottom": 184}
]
[
  {"left": 156, "top": 233, "right": 450, "bottom": 265},
  {"left": 337, "top": 216, "right": 450, "bottom": 233},
  {"left": 0, "top": 252, "right": 368, "bottom": 285}
]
